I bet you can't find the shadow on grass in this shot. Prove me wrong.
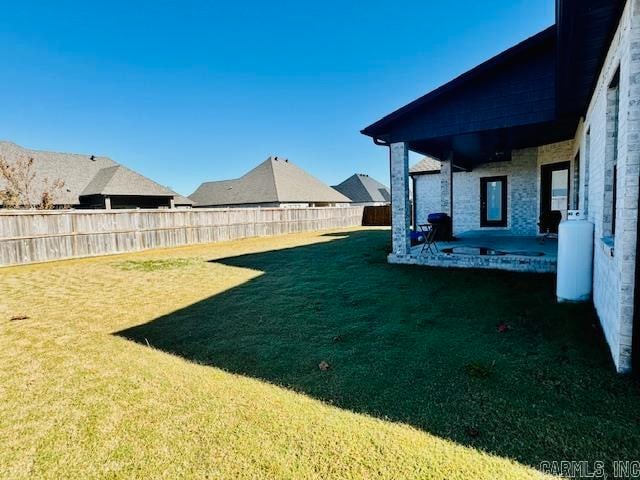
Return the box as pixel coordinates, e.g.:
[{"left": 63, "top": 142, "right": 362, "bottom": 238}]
[{"left": 116, "top": 230, "right": 640, "bottom": 470}]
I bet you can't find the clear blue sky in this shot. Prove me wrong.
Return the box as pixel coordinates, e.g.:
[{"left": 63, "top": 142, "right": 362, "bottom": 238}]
[{"left": 0, "top": 1, "right": 554, "bottom": 196}]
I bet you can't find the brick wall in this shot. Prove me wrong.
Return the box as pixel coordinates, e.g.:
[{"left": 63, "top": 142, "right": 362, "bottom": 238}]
[
  {"left": 413, "top": 174, "right": 440, "bottom": 226},
  {"left": 583, "top": 0, "right": 640, "bottom": 372},
  {"left": 414, "top": 141, "right": 574, "bottom": 237}
]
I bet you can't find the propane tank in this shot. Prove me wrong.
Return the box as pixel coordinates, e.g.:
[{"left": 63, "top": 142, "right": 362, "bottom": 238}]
[{"left": 557, "top": 210, "right": 594, "bottom": 302}]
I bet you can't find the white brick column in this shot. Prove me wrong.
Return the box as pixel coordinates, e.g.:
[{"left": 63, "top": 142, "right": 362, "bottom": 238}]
[
  {"left": 390, "top": 142, "right": 411, "bottom": 257},
  {"left": 440, "top": 151, "right": 453, "bottom": 218}
]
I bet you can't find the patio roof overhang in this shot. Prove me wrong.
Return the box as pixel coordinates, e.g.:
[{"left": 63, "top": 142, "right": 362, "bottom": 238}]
[
  {"left": 361, "top": 0, "right": 625, "bottom": 169},
  {"left": 404, "top": 119, "right": 577, "bottom": 167},
  {"left": 556, "top": 0, "right": 627, "bottom": 119}
]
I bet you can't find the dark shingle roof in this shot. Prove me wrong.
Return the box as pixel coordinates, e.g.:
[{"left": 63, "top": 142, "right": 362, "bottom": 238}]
[
  {"left": 0, "top": 141, "right": 180, "bottom": 205},
  {"left": 332, "top": 174, "right": 390, "bottom": 203},
  {"left": 189, "top": 156, "right": 351, "bottom": 206}
]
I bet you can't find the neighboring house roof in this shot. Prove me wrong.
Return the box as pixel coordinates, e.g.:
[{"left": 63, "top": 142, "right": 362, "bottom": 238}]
[
  {"left": 190, "top": 156, "right": 351, "bottom": 206},
  {"left": 80, "top": 165, "right": 173, "bottom": 197},
  {"left": 0, "top": 140, "right": 177, "bottom": 206},
  {"left": 409, "top": 157, "right": 441, "bottom": 175},
  {"left": 332, "top": 174, "right": 390, "bottom": 203},
  {"left": 0, "top": 140, "right": 116, "bottom": 206},
  {"left": 171, "top": 192, "right": 195, "bottom": 206}
]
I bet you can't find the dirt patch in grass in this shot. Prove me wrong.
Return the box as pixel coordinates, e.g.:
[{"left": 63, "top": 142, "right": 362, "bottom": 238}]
[{"left": 112, "top": 257, "right": 202, "bottom": 272}]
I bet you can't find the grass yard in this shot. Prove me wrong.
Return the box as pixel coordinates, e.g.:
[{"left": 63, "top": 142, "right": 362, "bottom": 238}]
[{"left": 1, "top": 228, "right": 639, "bottom": 479}]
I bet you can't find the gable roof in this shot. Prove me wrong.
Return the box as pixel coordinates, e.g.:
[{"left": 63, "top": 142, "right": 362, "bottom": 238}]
[
  {"left": 361, "top": 0, "right": 626, "bottom": 165},
  {"left": 0, "top": 141, "right": 176, "bottom": 206},
  {"left": 409, "top": 157, "right": 441, "bottom": 175},
  {"left": 332, "top": 174, "right": 390, "bottom": 203},
  {"left": 189, "top": 156, "right": 351, "bottom": 206},
  {"left": 361, "top": 26, "right": 558, "bottom": 143}
]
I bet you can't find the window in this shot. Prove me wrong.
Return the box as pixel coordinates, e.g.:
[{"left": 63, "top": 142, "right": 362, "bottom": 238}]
[
  {"left": 604, "top": 68, "right": 620, "bottom": 238},
  {"left": 540, "top": 162, "right": 570, "bottom": 233},
  {"left": 480, "top": 176, "right": 507, "bottom": 227}
]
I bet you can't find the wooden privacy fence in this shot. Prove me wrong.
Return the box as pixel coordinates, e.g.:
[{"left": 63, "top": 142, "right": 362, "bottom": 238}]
[
  {"left": 362, "top": 205, "right": 391, "bottom": 226},
  {"left": 0, "top": 206, "right": 365, "bottom": 266}
]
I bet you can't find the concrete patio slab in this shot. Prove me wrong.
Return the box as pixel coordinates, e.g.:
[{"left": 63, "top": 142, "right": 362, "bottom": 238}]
[{"left": 391, "top": 230, "right": 558, "bottom": 273}]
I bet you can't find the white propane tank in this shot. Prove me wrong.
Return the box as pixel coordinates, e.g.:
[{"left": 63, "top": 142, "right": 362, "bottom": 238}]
[{"left": 556, "top": 210, "right": 594, "bottom": 302}]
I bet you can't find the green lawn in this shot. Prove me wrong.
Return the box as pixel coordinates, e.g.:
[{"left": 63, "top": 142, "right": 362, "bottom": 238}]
[{"left": 1, "top": 228, "right": 639, "bottom": 479}]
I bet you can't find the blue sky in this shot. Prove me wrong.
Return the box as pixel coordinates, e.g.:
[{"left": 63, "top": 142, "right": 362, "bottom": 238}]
[{"left": 0, "top": 1, "right": 554, "bottom": 196}]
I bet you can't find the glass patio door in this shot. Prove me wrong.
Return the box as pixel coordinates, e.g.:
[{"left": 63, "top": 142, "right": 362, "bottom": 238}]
[
  {"left": 540, "top": 162, "right": 570, "bottom": 233},
  {"left": 480, "top": 176, "right": 508, "bottom": 227}
]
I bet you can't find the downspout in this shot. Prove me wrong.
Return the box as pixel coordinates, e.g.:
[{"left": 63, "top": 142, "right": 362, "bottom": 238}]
[{"left": 372, "top": 137, "right": 394, "bottom": 238}]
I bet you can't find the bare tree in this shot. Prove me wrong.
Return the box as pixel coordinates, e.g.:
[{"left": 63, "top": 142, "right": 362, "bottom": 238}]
[
  {"left": 0, "top": 155, "right": 65, "bottom": 209},
  {"left": 40, "top": 178, "right": 66, "bottom": 209}
]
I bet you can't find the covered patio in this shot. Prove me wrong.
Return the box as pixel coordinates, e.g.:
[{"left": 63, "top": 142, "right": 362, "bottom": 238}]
[
  {"left": 408, "top": 230, "right": 558, "bottom": 273},
  {"left": 361, "top": 23, "right": 592, "bottom": 273},
  {"left": 360, "top": 1, "right": 627, "bottom": 276}
]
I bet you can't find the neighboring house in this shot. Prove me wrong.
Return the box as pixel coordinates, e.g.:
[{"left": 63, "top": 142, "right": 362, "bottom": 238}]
[
  {"left": 0, "top": 141, "right": 191, "bottom": 209},
  {"left": 190, "top": 156, "right": 351, "bottom": 208},
  {"left": 362, "top": 0, "right": 639, "bottom": 373},
  {"left": 332, "top": 174, "right": 390, "bottom": 206},
  {"left": 171, "top": 192, "right": 195, "bottom": 209}
]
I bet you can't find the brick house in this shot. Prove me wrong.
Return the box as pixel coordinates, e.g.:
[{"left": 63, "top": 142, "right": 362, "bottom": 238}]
[
  {"left": 189, "top": 156, "right": 350, "bottom": 208},
  {"left": 0, "top": 141, "right": 193, "bottom": 209},
  {"left": 332, "top": 174, "right": 390, "bottom": 206},
  {"left": 362, "top": 0, "right": 639, "bottom": 373}
]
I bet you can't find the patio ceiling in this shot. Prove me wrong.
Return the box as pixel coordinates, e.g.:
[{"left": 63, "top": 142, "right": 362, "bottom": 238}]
[{"left": 406, "top": 120, "right": 577, "bottom": 167}]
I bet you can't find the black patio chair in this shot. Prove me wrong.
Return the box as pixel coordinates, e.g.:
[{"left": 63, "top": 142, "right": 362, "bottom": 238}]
[
  {"left": 538, "top": 210, "right": 562, "bottom": 243},
  {"left": 419, "top": 223, "right": 439, "bottom": 255}
]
